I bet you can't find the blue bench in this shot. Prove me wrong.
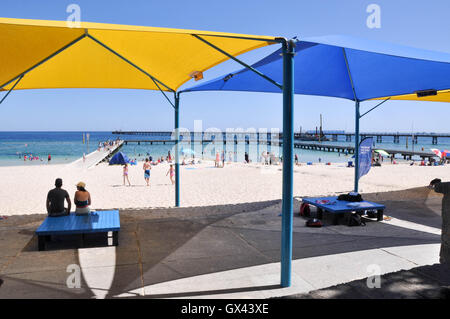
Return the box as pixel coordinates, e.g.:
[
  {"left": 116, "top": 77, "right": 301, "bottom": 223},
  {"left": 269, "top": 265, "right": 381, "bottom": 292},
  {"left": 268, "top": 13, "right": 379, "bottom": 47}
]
[
  {"left": 36, "top": 210, "right": 120, "bottom": 251},
  {"left": 301, "top": 196, "right": 385, "bottom": 225}
]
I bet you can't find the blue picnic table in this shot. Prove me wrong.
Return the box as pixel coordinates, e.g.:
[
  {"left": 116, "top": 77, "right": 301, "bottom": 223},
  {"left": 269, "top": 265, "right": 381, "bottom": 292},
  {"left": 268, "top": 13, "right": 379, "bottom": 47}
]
[
  {"left": 301, "top": 196, "right": 385, "bottom": 225},
  {"left": 36, "top": 210, "right": 120, "bottom": 251}
]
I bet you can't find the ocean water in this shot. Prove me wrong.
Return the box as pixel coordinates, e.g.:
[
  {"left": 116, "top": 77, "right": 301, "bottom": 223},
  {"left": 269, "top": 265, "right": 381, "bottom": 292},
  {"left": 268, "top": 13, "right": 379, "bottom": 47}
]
[{"left": 0, "top": 131, "right": 449, "bottom": 167}]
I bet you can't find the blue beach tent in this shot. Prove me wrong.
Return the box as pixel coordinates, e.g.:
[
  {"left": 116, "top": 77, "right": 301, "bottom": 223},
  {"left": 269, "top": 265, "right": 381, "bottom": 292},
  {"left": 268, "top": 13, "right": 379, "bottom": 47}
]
[
  {"left": 182, "top": 35, "right": 450, "bottom": 191},
  {"left": 109, "top": 152, "right": 130, "bottom": 165}
]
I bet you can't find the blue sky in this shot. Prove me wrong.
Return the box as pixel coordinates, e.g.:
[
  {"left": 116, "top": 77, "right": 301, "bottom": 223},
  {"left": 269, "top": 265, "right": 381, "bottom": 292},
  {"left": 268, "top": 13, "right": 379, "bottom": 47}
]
[{"left": 1, "top": 0, "right": 450, "bottom": 132}]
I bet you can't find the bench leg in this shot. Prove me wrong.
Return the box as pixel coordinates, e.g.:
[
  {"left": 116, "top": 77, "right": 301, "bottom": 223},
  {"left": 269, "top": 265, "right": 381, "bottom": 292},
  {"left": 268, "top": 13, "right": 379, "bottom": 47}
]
[
  {"left": 112, "top": 231, "right": 119, "bottom": 246},
  {"left": 316, "top": 208, "right": 323, "bottom": 220},
  {"left": 332, "top": 214, "right": 339, "bottom": 225},
  {"left": 78, "top": 234, "right": 85, "bottom": 248},
  {"left": 38, "top": 236, "right": 45, "bottom": 251},
  {"left": 377, "top": 209, "right": 384, "bottom": 221}
]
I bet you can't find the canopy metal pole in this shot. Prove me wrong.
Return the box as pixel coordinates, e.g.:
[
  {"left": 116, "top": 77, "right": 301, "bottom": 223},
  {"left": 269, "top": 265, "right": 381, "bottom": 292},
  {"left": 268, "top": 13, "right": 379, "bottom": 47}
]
[
  {"left": 192, "top": 34, "right": 283, "bottom": 90},
  {"left": 354, "top": 101, "right": 360, "bottom": 192},
  {"left": 86, "top": 33, "right": 176, "bottom": 95},
  {"left": 174, "top": 92, "right": 180, "bottom": 207},
  {"left": 342, "top": 47, "right": 361, "bottom": 193},
  {"left": 360, "top": 98, "right": 390, "bottom": 118},
  {"left": 281, "top": 39, "right": 295, "bottom": 288},
  {"left": 0, "top": 75, "right": 24, "bottom": 105}
]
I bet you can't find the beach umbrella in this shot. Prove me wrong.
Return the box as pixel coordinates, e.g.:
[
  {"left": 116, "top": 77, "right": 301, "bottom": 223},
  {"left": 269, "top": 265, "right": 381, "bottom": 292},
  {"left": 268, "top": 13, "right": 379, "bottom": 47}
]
[
  {"left": 431, "top": 149, "right": 442, "bottom": 158},
  {"left": 109, "top": 152, "right": 130, "bottom": 165},
  {"left": 441, "top": 150, "right": 450, "bottom": 158},
  {"left": 374, "top": 149, "right": 390, "bottom": 157}
]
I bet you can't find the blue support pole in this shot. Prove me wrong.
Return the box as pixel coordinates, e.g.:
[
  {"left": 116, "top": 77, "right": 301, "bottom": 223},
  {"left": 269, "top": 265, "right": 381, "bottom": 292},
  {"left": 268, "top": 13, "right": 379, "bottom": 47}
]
[
  {"left": 354, "top": 101, "right": 360, "bottom": 192},
  {"left": 175, "top": 93, "right": 180, "bottom": 207},
  {"left": 281, "top": 40, "right": 295, "bottom": 287}
]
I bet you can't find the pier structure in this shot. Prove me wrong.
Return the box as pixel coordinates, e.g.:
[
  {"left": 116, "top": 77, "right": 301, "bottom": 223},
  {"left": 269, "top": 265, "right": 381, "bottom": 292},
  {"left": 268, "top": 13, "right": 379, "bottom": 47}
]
[
  {"left": 318, "top": 132, "right": 450, "bottom": 145},
  {"left": 70, "top": 140, "right": 124, "bottom": 169},
  {"left": 293, "top": 142, "right": 436, "bottom": 161},
  {"left": 113, "top": 131, "right": 283, "bottom": 145}
]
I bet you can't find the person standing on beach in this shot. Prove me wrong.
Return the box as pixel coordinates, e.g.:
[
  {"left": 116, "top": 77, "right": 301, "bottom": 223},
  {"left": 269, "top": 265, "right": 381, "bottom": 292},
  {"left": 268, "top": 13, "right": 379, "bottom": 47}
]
[
  {"left": 215, "top": 151, "right": 220, "bottom": 167},
  {"left": 48, "top": 154, "right": 51, "bottom": 163},
  {"left": 166, "top": 164, "right": 175, "bottom": 185},
  {"left": 429, "top": 178, "right": 450, "bottom": 265},
  {"left": 143, "top": 158, "right": 151, "bottom": 186},
  {"left": 46, "top": 178, "right": 71, "bottom": 217},
  {"left": 123, "top": 164, "right": 131, "bottom": 186},
  {"left": 221, "top": 151, "right": 225, "bottom": 167}
]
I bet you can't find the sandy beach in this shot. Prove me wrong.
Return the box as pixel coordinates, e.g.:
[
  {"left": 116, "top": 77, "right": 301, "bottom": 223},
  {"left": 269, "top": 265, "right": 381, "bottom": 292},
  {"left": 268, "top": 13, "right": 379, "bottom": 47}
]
[{"left": 1, "top": 157, "right": 449, "bottom": 216}]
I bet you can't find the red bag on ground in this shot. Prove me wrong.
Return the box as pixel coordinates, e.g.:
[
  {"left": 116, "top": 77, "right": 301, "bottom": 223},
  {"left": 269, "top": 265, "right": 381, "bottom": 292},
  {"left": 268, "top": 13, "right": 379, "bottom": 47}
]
[
  {"left": 300, "top": 202, "right": 310, "bottom": 217},
  {"left": 306, "top": 218, "right": 323, "bottom": 227}
]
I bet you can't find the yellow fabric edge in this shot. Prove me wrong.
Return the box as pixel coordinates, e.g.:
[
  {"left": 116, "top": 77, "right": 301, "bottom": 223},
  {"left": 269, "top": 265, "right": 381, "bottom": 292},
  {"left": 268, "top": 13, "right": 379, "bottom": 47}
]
[
  {"left": 0, "top": 17, "right": 277, "bottom": 92},
  {"left": 173, "top": 40, "right": 275, "bottom": 90},
  {"left": 0, "top": 17, "right": 277, "bottom": 41},
  {"left": 370, "top": 90, "right": 450, "bottom": 103}
]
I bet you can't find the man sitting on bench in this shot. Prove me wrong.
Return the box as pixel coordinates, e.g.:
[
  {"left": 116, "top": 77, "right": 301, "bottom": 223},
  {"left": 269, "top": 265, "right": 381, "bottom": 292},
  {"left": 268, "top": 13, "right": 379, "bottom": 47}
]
[{"left": 46, "top": 178, "right": 71, "bottom": 217}]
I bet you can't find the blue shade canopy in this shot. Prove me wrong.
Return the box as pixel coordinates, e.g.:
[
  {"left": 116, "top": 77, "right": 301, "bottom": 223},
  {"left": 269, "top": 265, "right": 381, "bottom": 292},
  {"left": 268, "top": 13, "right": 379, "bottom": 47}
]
[
  {"left": 182, "top": 35, "right": 450, "bottom": 102},
  {"left": 109, "top": 152, "right": 130, "bottom": 165}
]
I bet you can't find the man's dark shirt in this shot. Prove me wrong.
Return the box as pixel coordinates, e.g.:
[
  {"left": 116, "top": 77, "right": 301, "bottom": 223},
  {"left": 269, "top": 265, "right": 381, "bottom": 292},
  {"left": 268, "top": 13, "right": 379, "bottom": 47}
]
[
  {"left": 47, "top": 188, "right": 69, "bottom": 216},
  {"left": 434, "top": 182, "right": 450, "bottom": 264}
]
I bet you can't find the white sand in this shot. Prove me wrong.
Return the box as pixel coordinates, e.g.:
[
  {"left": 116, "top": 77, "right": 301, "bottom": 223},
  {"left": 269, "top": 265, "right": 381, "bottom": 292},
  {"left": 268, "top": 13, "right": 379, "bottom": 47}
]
[{"left": 0, "top": 159, "right": 449, "bottom": 216}]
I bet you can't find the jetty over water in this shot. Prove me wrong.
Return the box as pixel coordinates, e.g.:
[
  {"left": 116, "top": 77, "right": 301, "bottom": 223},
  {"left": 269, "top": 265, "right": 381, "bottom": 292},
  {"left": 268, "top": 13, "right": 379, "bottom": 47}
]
[
  {"left": 123, "top": 139, "right": 213, "bottom": 145},
  {"left": 112, "top": 130, "right": 282, "bottom": 141},
  {"left": 70, "top": 140, "right": 124, "bottom": 169},
  {"left": 321, "top": 132, "right": 450, "bottom": 145},
  {"left": 114, "top": 131, "right": 450, "bottom": 145},
  {"left": 294, "top": 142, "right": 436, "bottom": 161}
]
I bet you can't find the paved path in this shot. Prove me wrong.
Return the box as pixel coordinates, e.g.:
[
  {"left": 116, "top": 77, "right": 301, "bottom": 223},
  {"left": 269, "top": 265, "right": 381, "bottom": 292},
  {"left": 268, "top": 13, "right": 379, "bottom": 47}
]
[
  {"left": 0, "top": 187, "right": 445, "bottom": 299},
  {"left": 116, "top": 243, "right": 440, "bottom": 298}
]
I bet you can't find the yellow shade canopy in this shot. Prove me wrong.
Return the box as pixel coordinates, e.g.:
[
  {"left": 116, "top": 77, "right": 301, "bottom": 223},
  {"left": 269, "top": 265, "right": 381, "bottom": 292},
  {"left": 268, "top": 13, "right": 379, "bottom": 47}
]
[
  {"left": 372, "top": 90, "right": 450, "bottom": 103},
  {"left": 0, "top": 18, "right": 277, "bottom": 92}
]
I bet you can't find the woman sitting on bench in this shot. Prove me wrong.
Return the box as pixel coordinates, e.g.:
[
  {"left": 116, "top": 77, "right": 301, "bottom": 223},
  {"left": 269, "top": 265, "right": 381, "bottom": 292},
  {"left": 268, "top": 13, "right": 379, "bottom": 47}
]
[{"left": 74, "top": 181, "right": 91, "bottom": 215}]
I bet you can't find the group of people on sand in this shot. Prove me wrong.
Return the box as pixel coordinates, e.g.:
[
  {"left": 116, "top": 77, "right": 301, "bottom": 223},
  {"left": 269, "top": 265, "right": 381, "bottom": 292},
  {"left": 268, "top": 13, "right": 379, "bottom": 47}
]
[
  {"left": 261, "top": 151, "right": 280, "bottom": 165},
  {"left": 215, "top": 151, "right": 225, "bottom": 168},
  {"left": 46, "top": 178, "right": 92, "bottom": 217},
  {"left": 20, "top": 153, "right": 52, "bottom": 163},
  {"left": 214, "top": 151, "right": 252, "bottom": 167},
  {"left": 122, "top": 156, "right": 175, "bottom": 187}
]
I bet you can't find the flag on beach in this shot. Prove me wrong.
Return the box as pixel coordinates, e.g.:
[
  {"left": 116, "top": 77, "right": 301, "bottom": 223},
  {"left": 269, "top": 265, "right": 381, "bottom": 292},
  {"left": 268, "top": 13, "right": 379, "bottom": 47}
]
[
  {"left": 358, "top": 137, "right": 373, "bottom": 179},
  {"left": 431, "top": 149, "right": 442, "bottom": 158}
]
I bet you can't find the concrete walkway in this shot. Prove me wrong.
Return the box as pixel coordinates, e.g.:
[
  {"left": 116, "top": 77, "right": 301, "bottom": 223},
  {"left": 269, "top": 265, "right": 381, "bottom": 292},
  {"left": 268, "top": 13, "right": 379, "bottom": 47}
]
[
  {"left": 69, "top": 141, "right": 123, "bottom": 169},
  {"left": 0, "top": 187, "right": 445, "bottom": 299},
  {"left": 286, "top": 263, "right": 450, "bottom": 299},
  {"left": 116, "top": 243, "right": 440, "bottom": 298}
]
